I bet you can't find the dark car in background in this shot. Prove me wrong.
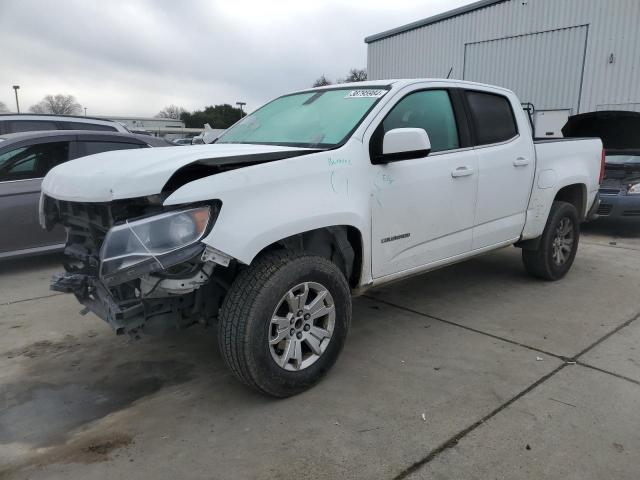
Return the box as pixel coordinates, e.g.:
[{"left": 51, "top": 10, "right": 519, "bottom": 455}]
[
  {"left": 562, "top": 111, "right": 640, "bottom": 222},
  {"left": 0, "top": 130, "right": 174, "bottom": 259}
]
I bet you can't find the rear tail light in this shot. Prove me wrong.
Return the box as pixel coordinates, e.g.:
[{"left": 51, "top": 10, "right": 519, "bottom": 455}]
[{"left": 599, "top": 148, "right": 606, "bottom": 184}]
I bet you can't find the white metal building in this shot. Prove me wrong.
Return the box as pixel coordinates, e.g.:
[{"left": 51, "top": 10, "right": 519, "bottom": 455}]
[
  {"left": 97, "top": 116, "right": 184, "bottom": 132},
  {"left": 366, "top": 0, "right": 640, "bottom": 136},
  {"left": 94, "top": 116, "right": 205, "bottom": 140}
]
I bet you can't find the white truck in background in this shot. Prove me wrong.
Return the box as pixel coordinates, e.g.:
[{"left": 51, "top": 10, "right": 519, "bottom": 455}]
[
  {"left": 40, "top": 79, "right": 603, "bottom": 397},
  {"left": 191, "top": 123, "right": 225, "bottom": 144}
]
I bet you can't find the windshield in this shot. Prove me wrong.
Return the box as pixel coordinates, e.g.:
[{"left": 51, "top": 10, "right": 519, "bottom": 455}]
[
  {"left": 605, "top": 155, "right": 640, "bottom": 165},
  {"left": 216, "top": 87, "right": 388, "bottom": 148}
]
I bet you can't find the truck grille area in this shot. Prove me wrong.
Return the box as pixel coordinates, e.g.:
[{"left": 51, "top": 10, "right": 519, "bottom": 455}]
[
  {"left": 58, "top": 201, "right": 114, "bottom": 256},
  {"left": 44, "top": 194, "right": 218, "bottom": 335},
  {"left": 47, "top": 196, "right": 186, "bottom": 334},
  {"left": 44, "top": 194, "right": 165, "bottom": 263}
]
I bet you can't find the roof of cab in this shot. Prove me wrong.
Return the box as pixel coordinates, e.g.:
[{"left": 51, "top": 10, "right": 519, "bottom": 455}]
[{"left": 292, "top": 78, "right": 513, "bottom": 96}]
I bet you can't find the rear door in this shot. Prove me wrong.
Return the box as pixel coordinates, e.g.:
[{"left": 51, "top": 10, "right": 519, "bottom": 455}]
[
  {"left": 465, "top": 89, "right": 535, "bottom": 249},
  {"left": 0, "top": 139, "right": 72, "bottom": 255}
]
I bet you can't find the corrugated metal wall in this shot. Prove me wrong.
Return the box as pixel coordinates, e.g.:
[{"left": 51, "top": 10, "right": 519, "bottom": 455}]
[
  {"left": 367, "top": 0, "right": 640, "bottom": 113},
  {"left": 464, "top": 25, "right": 588, "bottom": 113}
]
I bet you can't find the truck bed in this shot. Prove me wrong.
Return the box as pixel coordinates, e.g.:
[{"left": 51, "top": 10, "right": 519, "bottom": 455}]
[
  {"left": 520, "top": 136, "right": 603, "bottom": 240},
  {"left": 533, "top": 138, "right": 602, "bottom": 203}
]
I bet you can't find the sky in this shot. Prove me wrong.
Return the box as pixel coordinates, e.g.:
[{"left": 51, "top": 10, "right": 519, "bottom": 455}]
[{"left": 0, "top": 0, "right": 473, "bottom": 117}]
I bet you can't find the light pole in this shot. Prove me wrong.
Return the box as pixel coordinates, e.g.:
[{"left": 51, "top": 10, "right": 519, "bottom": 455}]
[
  {"left": 12, "top": 85, "right": 20, "bottom": 113},
  {"left": 84, "top": 107, "right": 87, "bottom": 116},
  {"left": 236, "top": 101, "right": 246, "bottom": 118}
]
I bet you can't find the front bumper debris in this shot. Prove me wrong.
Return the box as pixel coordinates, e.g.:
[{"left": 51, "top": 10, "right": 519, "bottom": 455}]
[{"left": 51, "top": 272, "right": 145, "bottom": 334}]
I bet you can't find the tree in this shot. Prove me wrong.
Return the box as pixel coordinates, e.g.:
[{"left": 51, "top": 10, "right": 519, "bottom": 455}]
[
  {"left": 181, "top": 104, "right": 245, "bottom": 129},
  {"left": 342, "top": 68, "right": 367, "bottom": 83},
  {"left": 29, "top": 94, "right": 82, "bottom": 115},
  {"left": 156, "top": 104, "right": 187, "bottom": 120},
  {"left": 312, "top": 69, "right": 366, "bottom": 87},
  {"left": 312, "top": 75, "right": 332, "bottom": 87},
  {"left": 0, "top": 101, "right": 9, "bottom": 113}
]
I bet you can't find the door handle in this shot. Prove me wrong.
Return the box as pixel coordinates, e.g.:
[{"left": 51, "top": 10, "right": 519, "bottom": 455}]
[
  {"left": 513, "top": 157, "right": 530, "bottom": 167},
  {"left": 451, "top": 166, "right": 474, "bottom": 178}
]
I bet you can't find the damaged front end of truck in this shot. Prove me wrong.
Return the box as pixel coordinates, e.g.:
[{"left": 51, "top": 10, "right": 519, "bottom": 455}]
[{"left": 42, "top": 195, "right": 234, "bottom": 335}]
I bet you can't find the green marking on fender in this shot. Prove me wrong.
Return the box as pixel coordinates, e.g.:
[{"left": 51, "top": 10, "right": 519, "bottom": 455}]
[{"left": 328, "top": 157, "right": 351, "bottom": 167}]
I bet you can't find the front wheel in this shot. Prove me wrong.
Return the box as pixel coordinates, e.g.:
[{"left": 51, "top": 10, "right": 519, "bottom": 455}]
[
  {"left": 522, "top": 201, "right": 580, "bottom": 281},
  {"left": 218, "top": 250, "right": 351, "bottom": 397}
]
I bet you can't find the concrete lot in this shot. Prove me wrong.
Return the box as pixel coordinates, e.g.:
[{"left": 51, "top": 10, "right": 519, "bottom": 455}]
[{"left": 1, "top": 222, "right": 639, "bottom": 479}]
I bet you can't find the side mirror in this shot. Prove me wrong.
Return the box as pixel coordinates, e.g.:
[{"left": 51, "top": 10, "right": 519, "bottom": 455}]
[{"left": 376, "top": 128, "right": 431, "bottom": 163}]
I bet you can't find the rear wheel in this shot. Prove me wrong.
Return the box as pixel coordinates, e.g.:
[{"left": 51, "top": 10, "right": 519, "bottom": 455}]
[
  {"left": 218, "top": 250, "right": 351, "bottom": 397},
  {"left": 522, "top": 201, "right": 580, "bottom": 281}
]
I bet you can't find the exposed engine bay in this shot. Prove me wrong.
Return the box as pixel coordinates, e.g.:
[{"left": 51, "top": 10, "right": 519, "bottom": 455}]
[
  {"left": 600, "top": 164, "right": 640, "bottom": 194},
  {"left": 563, "top": 111, "right": 640, "bottom": 220}
]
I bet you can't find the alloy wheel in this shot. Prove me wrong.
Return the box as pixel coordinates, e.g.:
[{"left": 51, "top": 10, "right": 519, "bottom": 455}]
[
  {"left": 551, "top": 217, "right": 574, "bottom": 266},
  {"left": 268, "top": 282, "right": 336, "bottom": 371}
]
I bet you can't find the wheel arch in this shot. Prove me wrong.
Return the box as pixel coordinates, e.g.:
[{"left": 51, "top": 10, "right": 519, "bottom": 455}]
[
  {"left": 554, "top": 183, "right": 587, "bottom": 220},
  {"left": 254, "top": 225, "right": 364, "bottom": 289},
  {"left": 517, "top": 182, "right": 587, "bottom": 250}
]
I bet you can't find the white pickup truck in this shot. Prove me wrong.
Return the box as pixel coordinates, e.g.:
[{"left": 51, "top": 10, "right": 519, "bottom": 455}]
[{"left": 41, "top": 79, "right": 603, "bottom": 397}]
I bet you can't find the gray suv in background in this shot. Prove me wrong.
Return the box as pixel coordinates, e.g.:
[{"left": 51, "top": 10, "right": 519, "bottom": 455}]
[
  {"left": 0, "top": 130, "right": 173, "bottom": 259},
  {"left": 0, "top": 114, "right": 129, "bottom": 134}
]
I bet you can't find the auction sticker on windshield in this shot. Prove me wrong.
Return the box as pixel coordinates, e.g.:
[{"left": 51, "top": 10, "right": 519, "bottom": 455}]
[{"left": 345, "top": 89, "right": 386, "bottom": 99}]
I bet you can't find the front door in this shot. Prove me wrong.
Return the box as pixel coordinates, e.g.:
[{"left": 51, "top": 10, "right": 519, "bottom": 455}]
[{"left": 369, "top": 89, "right": 479, "bottom": 278}]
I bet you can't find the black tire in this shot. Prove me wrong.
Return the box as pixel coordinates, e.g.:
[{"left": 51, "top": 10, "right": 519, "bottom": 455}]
[
  {"left": 218, "top": 250, "right": 351, "bottom": 397},
  {"left": 522, "top": 201, "right": 580, "bottom": 281}
]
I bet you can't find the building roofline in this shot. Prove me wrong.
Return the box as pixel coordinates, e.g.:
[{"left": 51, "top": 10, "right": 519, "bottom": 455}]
[
  {"left": 0, "top": 113, "right": 119, "bottom": 123},
  {"left": 364, "top": 0, "right": 506, "bottom": 44},
  {"left": 96, "top": 116, "right": 184, "bottom": 122}
]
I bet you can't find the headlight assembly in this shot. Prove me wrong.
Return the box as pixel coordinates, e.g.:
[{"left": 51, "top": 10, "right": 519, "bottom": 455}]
[
  {"left": 628, "top": 183, "right": 640, "bottom": 195},
  {"left": 100, "top": 206, "right": 212, "bottom": 283}
]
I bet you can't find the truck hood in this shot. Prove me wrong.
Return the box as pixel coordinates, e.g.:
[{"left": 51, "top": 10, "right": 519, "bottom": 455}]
[
  {"left": 562, "top": 111, "right": 640, "bottom": 153},
  {"left": 42, "top": 144, "right": 315, "bottom": 202}
]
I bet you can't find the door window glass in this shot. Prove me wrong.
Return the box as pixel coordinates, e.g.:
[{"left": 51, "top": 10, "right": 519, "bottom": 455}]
[
  {"left": 0, "top": 142, "right": 70, "bottom": 181},
  {"left": 6, "top": 120, "right": 59, "bottom": 133},
  {"left": 465, "top": 91, "right": 518, "bottom": 145},
  {"left": 64, "top": 122, "right": 117, "bottom": 131},
  {"left": 381, "top": 90, "right": 460, "bottom": 152},
  {"left": 79, "top": 141, "right": 144, "bottom": 156}
]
